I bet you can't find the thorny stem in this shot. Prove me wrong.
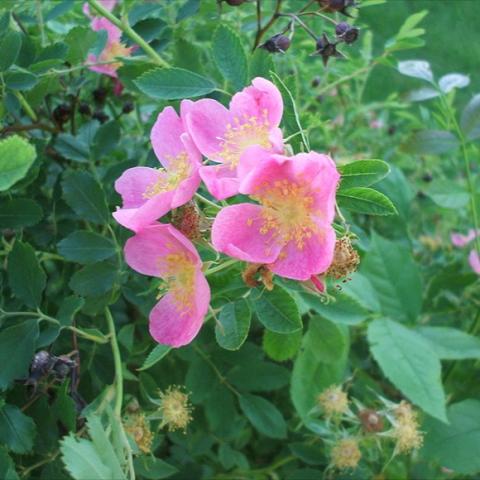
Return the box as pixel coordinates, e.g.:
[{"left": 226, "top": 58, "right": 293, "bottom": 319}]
[
  {"left": 104, "top": 307, "right": 123, "bottom": 417},
  {"left": 87, "top": 0, "right": 170, "bottom": 68}
]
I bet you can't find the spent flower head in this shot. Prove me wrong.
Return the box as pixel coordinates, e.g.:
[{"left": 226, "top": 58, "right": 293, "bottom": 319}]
[
  {"left": 158, "top": 386, "right": 193, "bottom": 432},
  {"left": 318, "top": 385, "right": 349, "bottom": 418},
  {"left": 327, "top": 236, "right": 360, "bottom": 279},
  {"left": 123, "top": 412, "right": 153, "bottom": 454},
  {"left": 392, "top": 401, "right": 423, "bottom": 454},
  {"left": 330, "top": 437, "right": 362, "bottom": 470}
]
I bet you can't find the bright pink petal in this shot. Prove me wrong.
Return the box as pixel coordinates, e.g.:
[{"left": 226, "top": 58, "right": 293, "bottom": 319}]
[
  {"left": 171, "top": 170, "right": 201, "bottom": 208},
  {"left": 114, "top": 167, "right": 164, "bottom": 209},
  {"left": 185, "top": 99, "right": 232, "bottom": 160},
  {"left": 199, "top": 164, "right": 240, "bottom": 200},
  {"left": 124, "top": 223, "right": 199, "bottom": 277},
  {"left": 237, "top": 145, "right": 278, "bottom": 183},
  {"left": 151, "top": 107, "right": 186, "bottom": 168},
  {"left": 230, "top": 77, "right": 283, "bottom": 128},
  {"left": 211, "top": 204, "right": 283, "bottom": 263},
  {"left": 91, "top": 17, "right": 122, "bottom": 44},
  {"left": 269, "top": 223, "right": 337, "bottom": 281},
  {"left": 149, "top": 271, "right": 210, "bottom": 347},
  {"left": 451, "top": 229, "right": 478, "bottom": 248},
  {"left": 469, "top": 250, "right": 480, "bottom": 274}
]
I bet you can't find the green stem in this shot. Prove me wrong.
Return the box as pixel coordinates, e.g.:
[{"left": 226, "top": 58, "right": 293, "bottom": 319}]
[
  {"left": 205, "top": 258, "right": 239, "bottom": 276},
  {"left": 14, "top": 91, "right": 38, "bottom": 122},
  {"left": 105, "top": 307, "right": 123, "bottom": 417},
  {"left": 87, "top": 0, "right": 170, "bottom": 68},
  {"left": 35, "top": 0, "right": 46, "bottom": 47},
  {"left": 195, "top": 192, "right": 221, "bottom": 210}
]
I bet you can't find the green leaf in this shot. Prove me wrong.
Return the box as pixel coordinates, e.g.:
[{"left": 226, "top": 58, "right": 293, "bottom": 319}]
[
  {"left": 62, "top": 171, "right": 109, "bottom": 224},
  {"left": 228, "top": 361, "right": 289, "bottom": 392},
  {"left": 403, "top": 130, "right": 459, "bottom": 155},
  {"left": 367, "top": 318, "right": 447, "bottom": 422},
  {"left": 300, "top": 291, "right": 370, "bottom": 325},
  {"left": 0, "top": 198, "right": 42, "bottom": 228},
  {"left": 135, "top": 67, "right": 216, "bottom": 100},
  {"left": 422, "top": 399, "right": 480, "bottom": 475},
  {"left": 239, "top": 393, "right": 287, "bottom": 439},
  {"left": 0, "top": 320, "right": 38, "bottom": 391},
  {"left": 425, "top": 179, "right": 470, "bottom": 209},
  {"left": 0, "top": 447, "right": 19, "bottom": 480},
  {"left": 58, "top": 231, "right": 116, "bottom": 264},
  {"left": 337, "top": 187, "right": 397, "bottom": 215},
  {"left": 0, "top": 404, "right": 36, "bottom": 454},
  {"left": 93, "top": 122, "right": 121, "bottom": 158},
  {"left": 4, "top": 69, "right": 38, "bottom": 90},
  {"left": 138, "top": 344, "right": 172, "bottom": 371},
  {"left": 417, "top": 326, "right": 480, "bottom": 360},
  {"left": 69, "top": 261, "right": 118, "bottom": 297},
  {"left": 54, "top": 134, "right": 90, "bottom": 163},
  {"left": 308, "top": 317, "right": 349, "bottom": 364},
  {"left": 396, "top": 10, "right": 428, "bottom": 40},
  {"left": 58, "top": 296, "right": 85, "bottom": 327},
  {"left": 0, "top": 30, "right": 22, "bottom": 71},
  {"left": 397, "top": 59, "right": 433, "bottom": 82},
  {"left": 0, "top": 135, "right": 36, "bottom": 192},
  {"left": 338, "top": 159, "right": 390, "bottom": 189},
  {"left": 65, "top": 26, "right": 96, "bottom": 64},
  {"left": 361, "top": 233, "right": 422, "bottom": 323},
  {"left": 461, "top": 94, "right": 480, "bottom": 140},
  {"left": 249, "top": 49, "right": 274, "bottom": 80},
  {"left": 291, "top": 320, "right": 348, "bottom": 419},
  {"left": 263, "top": 330, "right": 302, "bottom": 362},
  {"left": 215, "top": 299, "right": 251, "bottom": 350},
  {"left": 212, "top": 25, "right": 248, "bottom": 91},
  {"left": 253, "top": 286, "right": 302, "bottom": 334},
  {"left": 8, "top": 241, "right": 46, "bottom": 308},
  {"left": 133, "top": 457, "right": 178, "bottom": 479}
]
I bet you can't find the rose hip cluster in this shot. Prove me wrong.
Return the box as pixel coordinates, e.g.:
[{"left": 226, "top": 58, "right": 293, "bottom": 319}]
[{"left": 113, "top": 78, "right": 340, "bottom": 347}]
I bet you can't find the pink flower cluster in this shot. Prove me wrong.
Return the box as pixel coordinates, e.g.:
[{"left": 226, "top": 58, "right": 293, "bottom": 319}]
[
  {"left": 451, "top": 229, "right": 480, "bottom": 274},
  {"left": 113, "top": 78, "right": 340, "bottom": 347}
]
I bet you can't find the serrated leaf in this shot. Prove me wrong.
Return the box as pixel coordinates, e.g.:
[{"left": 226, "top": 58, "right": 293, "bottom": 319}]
[
  {"left": 133, "top": 457, "right": 178, "bottom": 479},
  {"left": 417, "top": 326, "right": 480, "bottom": 360},
  {"left": 215, "top": 299, "right": 251, "bottom": 350},
  {"left": 0, "top": 135, "right": 36, "bottom": 191},
  {"left": 54, "top": 134, "right": 90, "bottom": 163},
  {"left": 253, "top": 286, "right": 302, "bottom": 334},
  {"left": 7, "top": 241, "right": 46, "bottom": 308},
  {"left": 368, "top": 318, "right": 446, "bottom": 422},
  {"left": 65, "top": 26, "right": 96, "bottom": 64},
  {"left": 398, "top": 59, "right": 433, "bottom": 82},
  {"left": 0, "top": 405, "right": 36, "bottom": 454},
  {"left": 69, "top": 261, "right": 118, "bottom": 297},
  {"left": 422, "top": 399, "right": 480, "bottom": 475},
  {"left": 62, "top": 171, "right": 109, "bottom": 224},
  {"left": 0, "top": 320, "right": 38, "bottom": 391},
  {"left": 0, "top": 198, "right": 42, "bottom": 228},
  {"left": 58, "top": 296, "right": 85, "bottom": 327},
  {"left": 338, "top": 159, "right": 390, "bottom": 189},
  {"left": 337, "top": 187, "right": 397, "bottom": 215},
  {"left": 403, "top": 129, "right": 459, "bottom": 155},
  {"left": 263, "top": 330, "right": 302, "bottom": 362},
  {"left": 425, "top": 179, "right": 469, "bottom": 209},
  {"left": 134, "top": 67, "right": 216, "bottom": 100},
  {"left": 212, "top": 24, "right": 248, "bottom": 91},
  {"left": 0, "top": 30, "right": 22, "bottom": 71},
  {"left": 239, "top": 393, "right": 287, "bottom": 439},
  {"left": 461, "top": 94, "right": 480, "bottom": 140},
  {"left": 138, "top": 344, "right": 171, "bottom": 371},
  {"left": 58, "top": 231, "right": 116, "bottom": 264},
  {"left": 0, "top": 447, "right": 19, "bottom": 480},
  {"left": 228, "top": 361, "right": 289, "bottom": 392},
  {"left": 361, "top": 233, "right": 422, "bottom": 322}
]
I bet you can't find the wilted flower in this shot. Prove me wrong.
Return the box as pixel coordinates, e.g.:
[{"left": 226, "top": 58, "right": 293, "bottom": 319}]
[
  {"left": 185, "top": 77, "right": 284, "bottom": 200},
  {"left": 158, "top": 386, "right": 193, "bottom": 432},
  {"left": 317, "top": 385, "right": 349, "bottom": 418},
  {"left": 359, "top": 409, "right": 384, "bottom": 433},
  {"left": 113, "top": 103, "right": 201, "bottom": 232},
  {"left": 124, "top": 412, "right": 153, "bottom": 454},
  {"left": 242, "top": 263, "right": 274, "bottom": 290},
  {"left": 171, "top": 202, "right": 202, "bottom": 241},
  {"left": 124, "top": 223, "right": 210, "bottom": 347},
  {"left": 392, "top": 401, "right": 423, "bottom": 454},
  {"left": 326, "top": 236, "right": 360, "bottom": 279},
  {"left": 212, "top": 149, "right": 340, "bottom": 280},
  {"left": 330, "top": 438, "right": 361, "bottom": 469}
]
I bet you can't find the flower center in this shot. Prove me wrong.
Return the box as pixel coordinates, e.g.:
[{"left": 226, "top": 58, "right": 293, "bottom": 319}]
[
  {"left": 218, "top": 110, "right": 271, "bottom": 168},
  {"left": 143, "top": 152, "right": 191, "bottom": 199},
  {"left": 101, "top": 41, "right": 132, "bottom": 68},
  {"left": 157, "top": 251, "right": 196, "bottom": 314},
  {"left": 251, "top": 179, "right": 320, "bottom": 250}
]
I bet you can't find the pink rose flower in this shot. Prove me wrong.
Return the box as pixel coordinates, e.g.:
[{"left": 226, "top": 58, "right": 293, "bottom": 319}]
[
  {"left": 124, "top": 223, "right": 210, "bottom": 347},
  {"left": 185, "top": 77, "right": 284, "bottom": 200},
  {"left": 211, "top": 148, "right": 340, "bottom": 281},
  {"left": 451, "top": 229, "right": 479, "bottom": 248},
  {"left": 469, "top": 250, "right": 480, "bottom": 274},
  {"left": 83, "top": 0, "right": 117, "bottom": 18},
  {"left": 113, "top": 103, "right": 201, "bottom": 232}
]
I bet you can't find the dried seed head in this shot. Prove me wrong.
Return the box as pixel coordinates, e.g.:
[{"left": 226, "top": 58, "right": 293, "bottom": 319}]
[
  {"left": 318, "top": 0, "right": 358, "bottom": 17},
  {"left": 171, "top": 202, "right": 201, "bottom": 241},
  {"left": 317, "top": 385, "right": 349, "bottom": 417},
  {"left": 335, "top": 22, "right": 360, "bottom": 44},
  {"left": 242, "top": 263, "right": 274, "bottom": 290},
  {"left": 392, "top": 401, "right": 423, "bottom": 453},
  {"left": 124, "top": 412, "right": 153, "bottom": 454},
  {"left": 327, "top": 236, "right": 360, "bottom": 279},
  {"left": 359, "top": 409, "right": 384, "bottom": 433},
  {"left": 314, "top": 34, "right": 343, "bottom": 66},
  {"left": 158, "top": 386, "right": 193, "bottom": 432},
  {"left": 331, "top": 438, "right": 361, "bottom": 469},
  {"left": 260, "top": 34, "right": 291, "bottom": 53}
]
